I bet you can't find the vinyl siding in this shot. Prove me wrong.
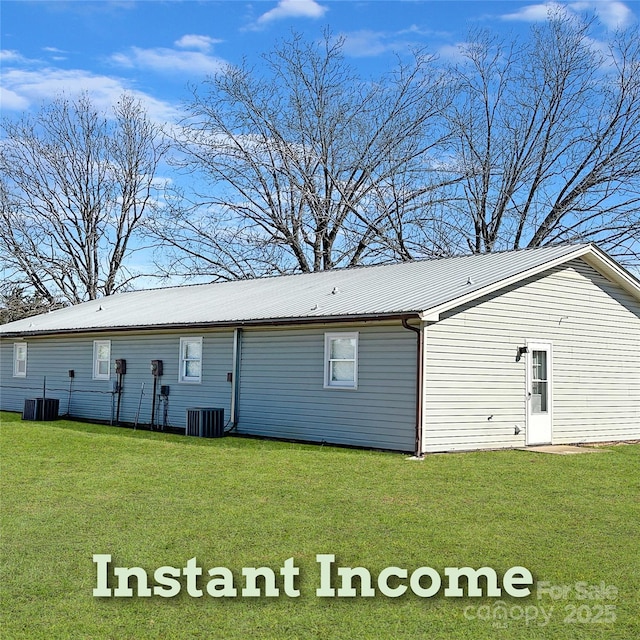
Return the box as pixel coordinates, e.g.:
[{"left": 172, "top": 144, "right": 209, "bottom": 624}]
[
  {"left": 423, "top": 259, "right": 640, "bottom": 452},
  {"left": 0, "top": 330, "right": 234, "bottom": 427},
  {"left": 236, "top": 324, "right": 416, "bottom": 451},
  {"left": 1, "top": 323, "right": 417, "bottom": 452}
]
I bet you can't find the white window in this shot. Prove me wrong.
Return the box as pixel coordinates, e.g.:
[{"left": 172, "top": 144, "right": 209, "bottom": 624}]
[
  {"left": 324, "top": 332, "right": 358, "bottom": 389},
  {"left": 531, "top": 349, "right": 549, "bottom": 413},
  {"left": 13, "top": 343, "right": 27, "bottom": 377},
  {"left": 179, "top": 337, "right": 202, "bottom": 383},
  {"left": 93, "top": 340, "right": 111, "bottom": 380}
]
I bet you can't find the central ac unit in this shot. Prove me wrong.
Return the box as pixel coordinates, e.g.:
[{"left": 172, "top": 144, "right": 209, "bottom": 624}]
[
  {"left": 185, "top": 407, "right": 225, "bottom": 438},
  {"left": 22, "top": 397, "right": 60, "bottom": 421}
]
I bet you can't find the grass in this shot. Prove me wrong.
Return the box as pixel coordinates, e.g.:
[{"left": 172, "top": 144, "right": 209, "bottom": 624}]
[{"left": 1, "top": 411, "right": 638, "bottom": 640}]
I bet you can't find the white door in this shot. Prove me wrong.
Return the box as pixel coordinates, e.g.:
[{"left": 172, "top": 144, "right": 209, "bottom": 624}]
[{"left": 526, "top": 342, "right": 552, "bottom": 445}]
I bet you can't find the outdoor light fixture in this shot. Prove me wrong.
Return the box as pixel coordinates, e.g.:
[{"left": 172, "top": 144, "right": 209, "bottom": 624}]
[{"left": 516, "top": 346, "right": 529, "bottom": 362}]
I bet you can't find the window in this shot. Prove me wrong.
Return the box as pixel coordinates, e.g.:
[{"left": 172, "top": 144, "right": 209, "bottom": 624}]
[
  {"left": 324, "top": 332, "right": 358, "bottom": 389},
  {"left": 531, "top": 350, "right": 548, "bottom": 413},
  {"left": 13, "top": 343, "right": 27, "bottom": 377},
  {"left": 180, "top": 337, "right": 202, "bottom": 383},
  {"left": 93, "top": 340, "right": 111, "bottom": 380}
]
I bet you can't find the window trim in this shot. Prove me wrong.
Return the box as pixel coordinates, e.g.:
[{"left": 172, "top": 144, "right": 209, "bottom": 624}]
[
  {"left": 92, "top": 340, "right": 111, "bottom": 381},
  {"left": 13, "top": 342, "right": 27, "bottom": 378},
  {"left": 324, "top": 332, "right": 359, "bottom": 390},
  {"left": 179, "top": 336, "right": 203, "bottom": 384}
]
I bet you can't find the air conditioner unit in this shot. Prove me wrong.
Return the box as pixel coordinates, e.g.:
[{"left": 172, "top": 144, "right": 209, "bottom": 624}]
[
  {"left": 22, "top": 398, "right": 59, "bottom": 421},
  {"left": 185, "top": 407, "right": 225, "bottom": 438}
]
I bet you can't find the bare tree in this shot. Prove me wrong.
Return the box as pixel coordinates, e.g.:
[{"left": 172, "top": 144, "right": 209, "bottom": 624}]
[
  {"left": 441, "top": 13, "right": 640, "bottom": 264},
  {"left": 0, "top": 93, "right": 168, "bottom": 304},
  {"left": 0, "top": 285, "right": 66, "bottom": 324},
  {"left": 150, "top": 32, "right": 453, "bottom": 280}
]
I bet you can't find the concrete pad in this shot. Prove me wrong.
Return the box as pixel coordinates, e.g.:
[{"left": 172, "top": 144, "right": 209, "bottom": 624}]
[{"left": 518, "top": 445, "right": 609, "bottom": 455}]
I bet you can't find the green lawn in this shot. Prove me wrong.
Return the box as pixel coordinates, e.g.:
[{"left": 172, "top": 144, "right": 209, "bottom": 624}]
[{"left": 1, "top": 411, "right": 638, "bottom": 640}]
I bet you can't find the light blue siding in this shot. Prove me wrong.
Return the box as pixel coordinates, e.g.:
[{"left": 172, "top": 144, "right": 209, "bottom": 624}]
[
  {"left": 1, "top": 323, "right": 417, "bottom": 452},
  {"left": 0, "top": 330, "right": 234, "bottom": 428},
  {"left": 236, "top": 324, "right": 416, "bottom": 451}
]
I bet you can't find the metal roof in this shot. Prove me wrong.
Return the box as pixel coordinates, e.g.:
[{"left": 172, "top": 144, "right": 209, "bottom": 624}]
[{"left": 1, "top": 243, "right": 636, "bottom": 337}]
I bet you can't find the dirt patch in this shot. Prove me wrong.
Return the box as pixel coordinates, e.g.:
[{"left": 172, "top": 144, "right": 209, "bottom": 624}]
[{"left": 579, "top": 440, "right": 640, "bottom": 448}]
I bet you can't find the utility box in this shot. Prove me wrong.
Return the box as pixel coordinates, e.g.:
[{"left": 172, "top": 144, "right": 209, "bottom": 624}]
[
  {"left": 115, "top": 359, "right": 127, "bottom": 375},
  {"left": 22, "top": 398, "right": 59, "bottom": 421},
  {"left": 151, "top": 359, "right": 163, "bottom": 377},
  {"left": 185, "top": 408, "right": 225, "bottom": 438}
]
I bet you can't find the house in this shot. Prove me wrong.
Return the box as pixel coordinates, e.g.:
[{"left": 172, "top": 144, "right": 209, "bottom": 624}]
[{"left": 1, "top": 243, "right": 639, "bottom": 455}]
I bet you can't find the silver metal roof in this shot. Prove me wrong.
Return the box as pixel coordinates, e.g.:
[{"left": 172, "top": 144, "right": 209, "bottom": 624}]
[{"left": 0, "top": 243, "right": 626, "bottom": 336}]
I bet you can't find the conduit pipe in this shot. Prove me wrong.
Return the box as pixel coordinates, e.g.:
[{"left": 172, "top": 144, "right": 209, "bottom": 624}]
[{"left": 228, "top": 327, "right": 243, "bottom": 432}]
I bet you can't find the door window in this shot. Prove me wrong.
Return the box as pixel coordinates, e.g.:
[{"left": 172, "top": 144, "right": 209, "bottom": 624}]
[{"left": 531, "top": 350, "right": 548, "bottom": 413}]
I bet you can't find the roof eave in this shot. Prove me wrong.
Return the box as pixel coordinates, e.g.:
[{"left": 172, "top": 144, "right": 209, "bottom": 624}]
[
  {"left": 580, "top": 244, "right": 640, "bottom": 301},
  {"left": 0, "top": 311, "right": 422, "bottom": 339}
]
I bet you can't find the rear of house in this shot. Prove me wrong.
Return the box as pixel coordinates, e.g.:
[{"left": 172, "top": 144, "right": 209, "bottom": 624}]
[
  {"left": 1, "top": 244, "right": 639, "bottom": 453},
  {"left": 0, "top": 323, "right": 417, "bottom": 452}
]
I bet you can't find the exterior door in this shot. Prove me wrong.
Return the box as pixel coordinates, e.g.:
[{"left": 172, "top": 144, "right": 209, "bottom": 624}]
[{"left": 526, "top": 342, "right": 552, "bottom": 445}]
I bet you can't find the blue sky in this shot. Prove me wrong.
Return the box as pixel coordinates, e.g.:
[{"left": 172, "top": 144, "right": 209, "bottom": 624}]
[{"left": 2, "top": 0, "right": 637, "bottom": 124}]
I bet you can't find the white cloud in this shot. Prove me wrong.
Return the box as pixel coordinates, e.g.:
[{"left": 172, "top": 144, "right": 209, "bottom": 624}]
[
  {"left": 501, "top": 1, "right": 635, "bottom": 27},
  {"left": 111, "top": 46, "right": 226, "bottom": 76},
  {"left": 1, "top": 38, "right": 223, "bottom": 124},
  {"left": 42, "top": 47, "right": 68, "bottom": 62},
  {"left": 1, "top": 49, "right": 29, "bottom": 64},
  {"left": 174, "top": 34, "right": 222, "bottom": 52},
  {"left": 339, "top": 27, "right": 449, "bottom": 58},
  {"left": 571, "top": 1, "right": 634, "bottom": 28},
  {"left": 0, "top": 68, "right": 178, "bottom": 123},
  {"left": 0, "top": 86, "right": 30, "bottom": 111},
  {"left": 340, "top": 30, "right": 392, "bottom": 57},
  {"left": 437, "top": 42, "right": 470, "bottom": 62},
  {"left": 502, "top": 2, "right": 564, "bottom": 22},
  {"left": 257, "top": 0, "right": 328, "bottom": 25}
]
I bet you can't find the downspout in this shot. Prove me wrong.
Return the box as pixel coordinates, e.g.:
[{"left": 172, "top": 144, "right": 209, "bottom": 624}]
[
  {"left": 227, "top": 327, "right": 243, "bottom": 432},
  {"left": 402, "top": 318, "right": 424, "bottom": 458}
]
